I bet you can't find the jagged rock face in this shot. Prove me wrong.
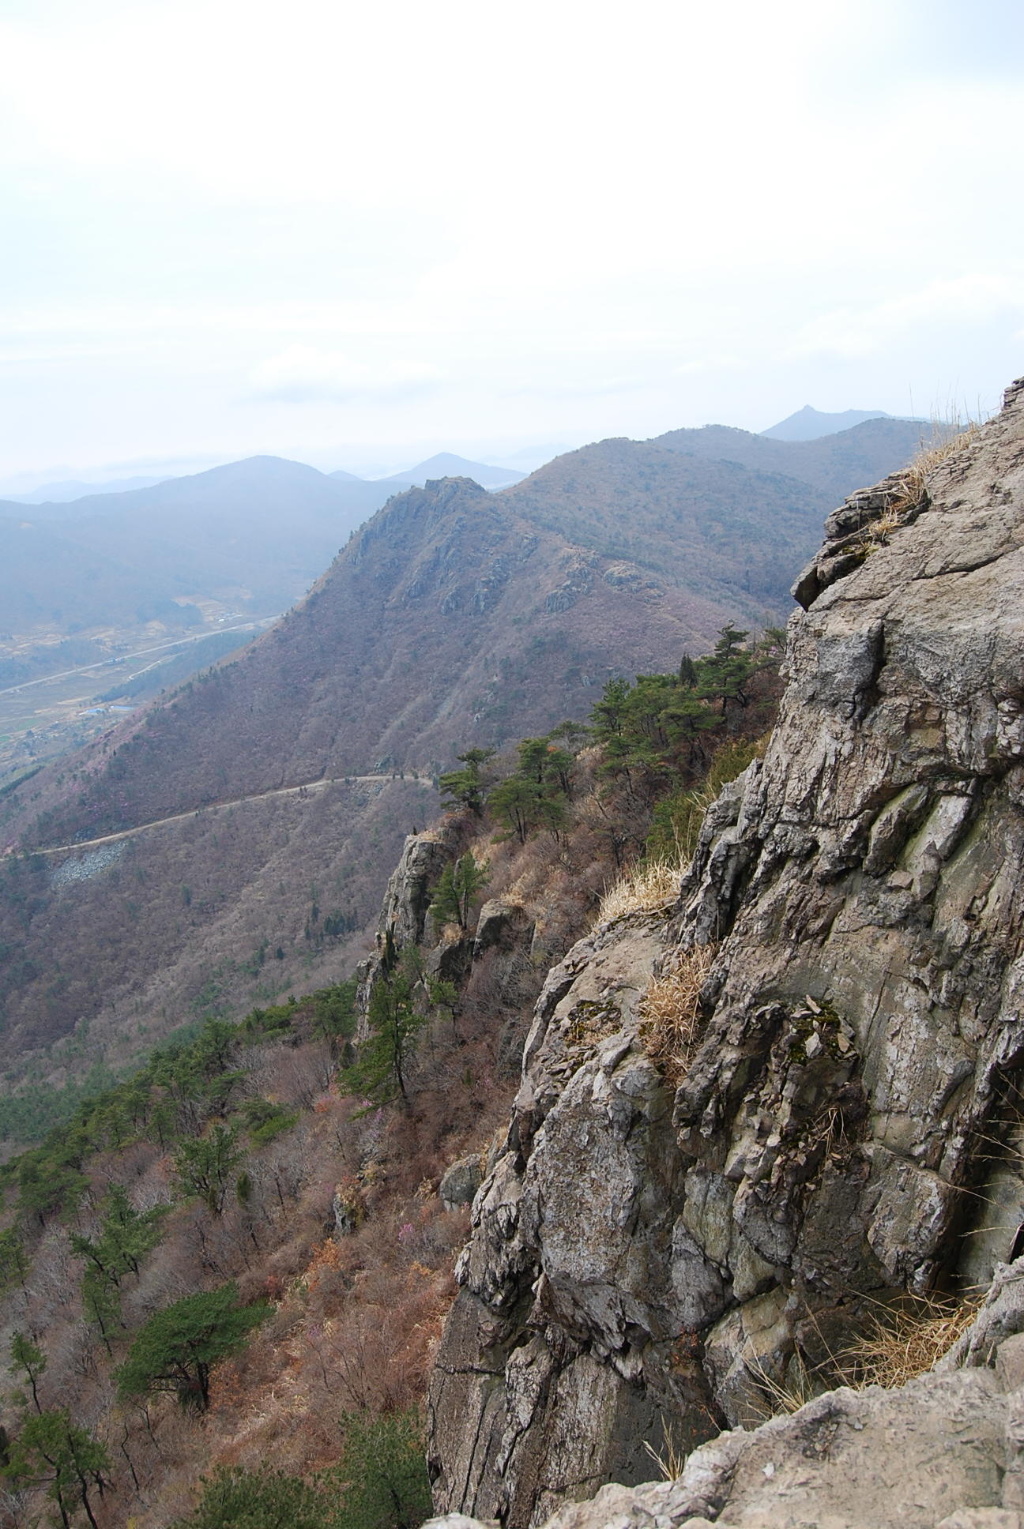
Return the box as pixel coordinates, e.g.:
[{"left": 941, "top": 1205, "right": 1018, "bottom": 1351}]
[
  {"left": 429, "top": 915, "right": 719, "bottom": 1527},
  {"left": 427, "top": 381, "right": 1024, "bottom": 1526},
  {"left": 427, "top": 1255, "right": 1024, "bottom": 1529},
  {"left": 355, "top": 831, "right": 455, "bottom": 1032}
]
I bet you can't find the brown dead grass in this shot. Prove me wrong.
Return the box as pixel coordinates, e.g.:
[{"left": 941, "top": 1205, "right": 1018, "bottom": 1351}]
[
  {"left": 891, "top": 421, "right": 982, "bottom": 507},
  {"left": 841, "top": 1294, "right": 982, "bottom": 1389},
  {"left": 598, "top": 860, "right": 681, "bottom": 923},
  {"left": 638, "top": 943, "right": 717, "bottom": 1084},
  {"left": 747, "top": 1292, "right": 982, "bottom": 1423},
  {"left": 875, "top": 423, "right": 982, "bottom": 534},
  {"left": 851, "top": 422, "right": 983, "bottom": 560}
]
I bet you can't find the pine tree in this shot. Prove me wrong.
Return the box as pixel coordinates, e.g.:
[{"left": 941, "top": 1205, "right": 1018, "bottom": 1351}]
[
  {"left": 115, "top": 1282, "right": 270, "bottom": 1412},
  {"left": 438, "top": 748, "right": 495, "bottom": 813},
  {"left": 344, "top": 970, "right": 424, "bottom": 1105},
  {"left": 172, "top": 1124, "right": 244, "bottom": 1214},
  {"left": 9, "top": 1331, "right": 46, "bottom": 1413},
  {"left": 4, "top": 1409, "right": 111, "bottom": 1529},
  {"left": 429, "top": 852, "right": 487, "bottom": 931}
]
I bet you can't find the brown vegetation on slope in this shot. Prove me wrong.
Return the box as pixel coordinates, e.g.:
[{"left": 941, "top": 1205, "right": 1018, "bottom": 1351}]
[
  {"left": 0, "top": 461, "right": 799, "bottom": 1075},
  {"left": 0, "top": 627, "right": 784, "bottom": 1525}
]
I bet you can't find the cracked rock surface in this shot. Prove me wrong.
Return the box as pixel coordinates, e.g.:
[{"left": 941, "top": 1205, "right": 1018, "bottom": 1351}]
[
  {"left": 426, "top": 1257, "right": 1024, "bottom": 1529},
  {"left": 427, "top": 380, "right": 1024, "bottom": 1526}
]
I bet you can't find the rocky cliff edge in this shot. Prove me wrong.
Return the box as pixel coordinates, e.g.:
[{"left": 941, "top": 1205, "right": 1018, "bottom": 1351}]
[
  {"left": 428, "top": 1250, "right": 1024, "bottom": 1528},
  {"left": 427, "top": 380, "right": 1024, "bottom": 1526}
]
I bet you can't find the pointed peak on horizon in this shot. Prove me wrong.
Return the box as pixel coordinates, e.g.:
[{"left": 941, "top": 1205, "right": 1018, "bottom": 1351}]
[{"left": 760, "top": 406, "right": 894, "bottom": 441}]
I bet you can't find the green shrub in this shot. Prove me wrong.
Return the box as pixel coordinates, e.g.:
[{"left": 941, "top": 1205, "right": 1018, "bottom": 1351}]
[
  {"left": 243, "top": 1098, "right": 300, "bottom": 1145},
  {"left": 172, "top": 1411, "right": 432, "bottom": 1529},
  {"left": 331, "top": 1410, "right": 433, "bottom": 1529},
  {"left": 171, "top": 1465, "right": 330, "bottom": 1529}
]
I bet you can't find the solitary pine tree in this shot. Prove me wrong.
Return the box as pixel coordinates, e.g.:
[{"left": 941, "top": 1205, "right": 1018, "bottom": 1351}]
[
  {"left": 115, "top": 1282, "right": 270, "bottom": 1412},
  {"left": 345, "top": 970, "right": 424, "bottom": 1105},
  {"left": 438, "top": 748, "right": 495, "bottom": 813},
  {"left": 429, "top": 852, "right": 487, "bottom": 932}
]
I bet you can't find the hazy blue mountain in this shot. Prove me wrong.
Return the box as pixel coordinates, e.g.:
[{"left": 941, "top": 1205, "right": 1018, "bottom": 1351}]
[
  {"left": 0, "top": 517, "right": 196, "bottom": 632},
  {"left": 381, "top": 452, "right": 525, "bottom": 489},
  {"left": 0, "top": 455, "right": 395, "bottom": 627},
  {"left": 761, "top": 405, "right": 903, "bottom": 440},
  {"left": 328, "top": 467, "right": 366, "bottom": 482},
  {"left": 652, "top": 416, "right": 932, "bottom": 503},
  {"left": 4, "top": 473, "right": 173, "bottom": 504}
]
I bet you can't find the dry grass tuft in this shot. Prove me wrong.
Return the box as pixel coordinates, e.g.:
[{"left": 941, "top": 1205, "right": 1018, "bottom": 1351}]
[
  {"left": 852, "top": 422, "right": 983, "bottom": 558},
  {"left": 642, "top": 1426, "right": 688, "bottom": 1481},
  {"left": 747, "top": 1352, "right": 817, "bottom": 1417},
  {"left": 841, "top": 1293, "right": 981, "bottom": 1390},
  {"left": 886, "top": 422, "right": 982, "bottom": 517},
  {"left": 747, "top": 1291, "right": 981, "bottom": 1424},
  {"left": 598, "top": 860, "right": 681, "bottom": 923},
  {"left": 638, "top": 943, "right": 717, "bottom": 1084}
]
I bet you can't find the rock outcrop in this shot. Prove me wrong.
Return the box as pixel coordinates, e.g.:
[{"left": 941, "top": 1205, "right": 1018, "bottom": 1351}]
[
  {"left": 355, "top": 830, "right": 455, "bottom": 1033},
  {"left": 427, "top": 1254, "right": 1024, "bottom": 1528},
  {"left": 427, "top": 381, "right": 1024, "bottom": 1525}
]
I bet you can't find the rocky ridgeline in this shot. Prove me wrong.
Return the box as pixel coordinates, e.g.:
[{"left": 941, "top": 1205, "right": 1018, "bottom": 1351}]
[{"left": 424, "top": 379, "right": 1024, "bottom": 1526}]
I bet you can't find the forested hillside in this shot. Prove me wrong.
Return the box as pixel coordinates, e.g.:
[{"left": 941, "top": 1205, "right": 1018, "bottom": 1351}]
[
  {"left": 0, "top": 420, "right": 923, "bottom": 1097},
  {"left": 0, "top": 632, "right": 781, "bottom": 1526}
]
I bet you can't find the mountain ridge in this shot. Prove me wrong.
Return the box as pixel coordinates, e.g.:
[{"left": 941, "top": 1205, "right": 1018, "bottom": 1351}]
[
  {"left": 0, "top": 416, "right": 932, "bottom": 1080},
  {"left": 760, "top": 402, "right": 895, "bottom": 439}
]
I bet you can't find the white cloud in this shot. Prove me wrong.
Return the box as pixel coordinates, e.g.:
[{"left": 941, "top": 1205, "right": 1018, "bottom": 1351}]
[
  {"left": 785, "top": 274, "right": 1024, "bottom": 361},
  {"left": 246, "top": 347, "right": 445, "bottom": 403}
]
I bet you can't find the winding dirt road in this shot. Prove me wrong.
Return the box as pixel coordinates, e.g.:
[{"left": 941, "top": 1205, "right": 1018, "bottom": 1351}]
[{"left": 21, "top": 771, "right": 435, "bottom": 858}]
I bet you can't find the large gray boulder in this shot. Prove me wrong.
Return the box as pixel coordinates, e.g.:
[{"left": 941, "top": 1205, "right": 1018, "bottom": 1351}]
[{"left": 356, "top": 830, "right": 453, "bottom": 1030}]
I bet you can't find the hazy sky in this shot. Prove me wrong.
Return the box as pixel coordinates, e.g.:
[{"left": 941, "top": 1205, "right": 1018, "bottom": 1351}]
[{"left": 1, "top": 0, "right": 1023, "bottom": 484}]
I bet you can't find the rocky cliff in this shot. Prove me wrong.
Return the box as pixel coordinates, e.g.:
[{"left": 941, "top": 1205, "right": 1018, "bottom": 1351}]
[
  {"left": 428, "top": 1252, "right": 1024, "bottom": 1528},
  {"left": 427, "top": 381, "right": 1024, "bottom": 1525}
]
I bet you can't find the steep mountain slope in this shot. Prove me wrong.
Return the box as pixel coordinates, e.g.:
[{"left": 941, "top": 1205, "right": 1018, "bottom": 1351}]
[
  {"left": 427, "top": 386, "right": 1024, "bottom": 1525},
  {"left": 0, "top": 457, "right": 396, "bottom": 781},
  {"left": 499, "top": 440, "right": 825, "bottom": 610},
  {"left": 0, "top": 412, "right": 926, "bottom": 1082},
  {"left": 0, "top": 473, "right": 775, "bottom": 1077},
  {"left": 653, "top": 414, "right": 932, "bottom": 503}
]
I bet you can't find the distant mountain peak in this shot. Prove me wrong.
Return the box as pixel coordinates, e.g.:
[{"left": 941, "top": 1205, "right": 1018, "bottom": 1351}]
[
  {"left": 5, "top": 473, "right": 171, "bottom": 505},
  {"left": 760, "top": 406, "right": 895, "bottom": 441},
  {"left": 382, "top": 453, "right": 525, "bottom": 490}
]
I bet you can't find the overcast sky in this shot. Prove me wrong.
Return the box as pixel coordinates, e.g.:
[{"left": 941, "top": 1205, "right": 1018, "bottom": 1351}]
[{"left": 1, "top": 0, "right": 1023, "bottom": 484}]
